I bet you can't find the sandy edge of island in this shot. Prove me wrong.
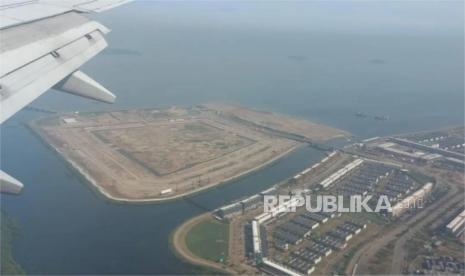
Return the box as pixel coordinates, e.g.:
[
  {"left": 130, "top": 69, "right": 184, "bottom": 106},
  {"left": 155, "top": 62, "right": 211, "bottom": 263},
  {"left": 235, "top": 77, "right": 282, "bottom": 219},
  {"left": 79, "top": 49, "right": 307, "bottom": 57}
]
[
  {"left": 171, "top": 213, "right": 235, "bottom": 274},
  {"left": 29, "top": 118, "right": 301, "bottom": 203}
]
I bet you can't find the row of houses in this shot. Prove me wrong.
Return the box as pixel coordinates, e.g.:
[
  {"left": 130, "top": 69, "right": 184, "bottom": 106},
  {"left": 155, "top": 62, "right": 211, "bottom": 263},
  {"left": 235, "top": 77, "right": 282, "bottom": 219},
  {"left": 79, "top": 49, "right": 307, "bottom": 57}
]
[
  {"left": 272, "top": 221, "right": 366, "bottom": 275},
  {"left": 336, "top": 161, "right": 394, "bottom": 196},
  {"left": 251, "top": 196, "right": 315, "bottom": 276},
  {"left": 446, "top": 209, "right": 465, "bottom": 243},
  {"left": 251, "top": 196, "right": 304, "bottom": 258},
  {"left": 389, "top": 182, "right": 433, "bottom": 217},
  {"left": 213, "top": 187, "right": 279, "bottom": 220},
  {"left": 319, "top": 158, "right": 364, "bottom": 189},
  {"left": 377, "top": 170, "right": 416, "bottom": 202},
  {"left": 293, "top": 151, "right": 338, "bottom": 181},
  {"left": 273, "top": 211, "right": 340, "bottom": 249},
  {"left": 315, "top": 221, "right": 366, "bottom": 250}
]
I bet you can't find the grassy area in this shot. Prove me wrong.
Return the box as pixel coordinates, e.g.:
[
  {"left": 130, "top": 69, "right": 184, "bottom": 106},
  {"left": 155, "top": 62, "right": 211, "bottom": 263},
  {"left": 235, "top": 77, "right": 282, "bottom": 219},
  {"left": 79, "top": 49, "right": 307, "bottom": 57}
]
[
  {"left": 1, "top": 212, "right": 24, "bottom": 275},
  {"left": 186, "top": 218, "right": 229, "bottom": 263},
  {"left": 334, "top": 247, "right": 357, "bottom": 275},
  {"left": 367, "top": 240, "right": 395, "bottom": 274}
]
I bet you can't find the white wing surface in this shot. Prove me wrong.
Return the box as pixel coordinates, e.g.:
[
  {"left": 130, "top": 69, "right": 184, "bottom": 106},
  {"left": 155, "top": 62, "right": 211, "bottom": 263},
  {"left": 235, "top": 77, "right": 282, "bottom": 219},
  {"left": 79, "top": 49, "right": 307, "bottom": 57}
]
[{"left": 0, "top": 0, "right": 133, "bottom": 193}]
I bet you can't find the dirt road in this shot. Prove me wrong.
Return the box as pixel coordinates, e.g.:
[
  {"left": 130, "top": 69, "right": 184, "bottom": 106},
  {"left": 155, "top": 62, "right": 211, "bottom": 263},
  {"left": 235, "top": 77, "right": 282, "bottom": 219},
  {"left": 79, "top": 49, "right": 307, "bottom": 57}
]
[{"left": 389, "top": 191, "right": 463, "bottom": 274}]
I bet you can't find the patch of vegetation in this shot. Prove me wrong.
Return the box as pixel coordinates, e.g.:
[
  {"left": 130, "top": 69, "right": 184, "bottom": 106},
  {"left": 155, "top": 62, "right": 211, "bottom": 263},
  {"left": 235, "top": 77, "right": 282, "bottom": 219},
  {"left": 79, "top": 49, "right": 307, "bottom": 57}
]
[
  {"left": 405, "top": 229, "right": 430, "bottom": 261},
  {"left": 186, "top": 218, "right": 229, "bottom": 263},
  {"left": 367, "top": 240, "right": 395, "bottom": 274},
  {"left": 334, "top": 247, "right": 357, "bottom": 274},
  {"left": 1, "top": 212, "right": 24, "bottom": 275}
]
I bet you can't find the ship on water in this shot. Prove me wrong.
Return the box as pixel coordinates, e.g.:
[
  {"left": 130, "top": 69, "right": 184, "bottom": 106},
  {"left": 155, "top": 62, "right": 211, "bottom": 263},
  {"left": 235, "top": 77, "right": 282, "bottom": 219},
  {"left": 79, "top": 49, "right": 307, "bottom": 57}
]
[
  {"left": 374, "top": 115, "right": 390, "bottom": 121},
  {"left": 355, "top": 112, "right": 368, "bottom": 118},
  {"left": 355, "top": 112, "right": 389, "bottom": 121}
]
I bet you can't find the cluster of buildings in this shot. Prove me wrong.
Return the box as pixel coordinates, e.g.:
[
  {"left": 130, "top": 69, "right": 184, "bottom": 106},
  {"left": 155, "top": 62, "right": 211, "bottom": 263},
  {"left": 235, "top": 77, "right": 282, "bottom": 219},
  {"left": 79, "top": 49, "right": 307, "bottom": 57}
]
[
  {"left": 431, "top": 137, "right": 465, "bottom": 153},
  {"left": 408, "top": 130, "right": 465, "bottom": 154},
  {"left": 376, "top": 170, "right": 416, "bottom": 202},
  {"left": 267, "top": 219, "right": 366, "bottom": 276},
  {"left": 323, "top": 221, "right": 365, "bottom": 245},
  {"left": 446, "top": 209, "right": 465, "bottom": 244},
  {"left": 213, "top": 144, "right": 444, "bottom": 275},
  {"left": 369, "top": 133, "right": 465, "bottom": 171},
  {"left": 319, "top": 159, "right": 363, "bottom": 189},
  {"left": 334, "top": 161, "right": 395, "bottom": 197},
  {"left": 273, "top": 211, "right": 336, "bottom": 249},
  {"left": 242, "top": 185, "right": 368, "bottom": 276},
  {"left": 420, "top": 256, "right": 465, "bottom": 274},
  {"left": 318, "top": 157, "right": 431, "bottom": 218}
]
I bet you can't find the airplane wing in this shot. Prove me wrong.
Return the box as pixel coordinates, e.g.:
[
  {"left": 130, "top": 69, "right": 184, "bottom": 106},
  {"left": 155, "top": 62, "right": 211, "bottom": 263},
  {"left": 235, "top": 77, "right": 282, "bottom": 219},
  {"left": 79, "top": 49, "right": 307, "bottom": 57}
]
[{"left": 0, "top": 0, "right": 133, "bottom": 193}]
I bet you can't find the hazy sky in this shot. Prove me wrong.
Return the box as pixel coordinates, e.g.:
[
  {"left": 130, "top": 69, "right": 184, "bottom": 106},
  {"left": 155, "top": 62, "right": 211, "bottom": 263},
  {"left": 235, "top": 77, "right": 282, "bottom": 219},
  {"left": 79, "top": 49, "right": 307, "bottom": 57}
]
[{"left": 132, "top": 0, "right": 464, "bottom": 35}]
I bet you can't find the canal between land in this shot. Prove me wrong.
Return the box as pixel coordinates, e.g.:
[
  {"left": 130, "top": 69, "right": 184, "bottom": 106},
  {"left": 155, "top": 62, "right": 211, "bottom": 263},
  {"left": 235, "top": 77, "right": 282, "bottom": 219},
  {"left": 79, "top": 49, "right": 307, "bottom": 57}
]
[{"left": 1, "top": 122, "right": 325, "bottom": 274}]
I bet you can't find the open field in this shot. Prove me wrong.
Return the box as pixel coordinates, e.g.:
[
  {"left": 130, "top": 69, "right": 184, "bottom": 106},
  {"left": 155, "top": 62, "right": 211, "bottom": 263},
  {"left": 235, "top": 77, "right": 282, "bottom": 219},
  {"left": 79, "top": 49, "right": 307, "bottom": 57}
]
[
  {"left": 31, "top": 105, "right": 347, "bottom": 201},
  {"left": 172, "top": 213, "right": 234, "bottom": 274},
  {"left": 185, "top": 218, "right": 229, "bottom": 262},
  {"left": 93, "top": 122, "right": 254, "bottom": 176}
]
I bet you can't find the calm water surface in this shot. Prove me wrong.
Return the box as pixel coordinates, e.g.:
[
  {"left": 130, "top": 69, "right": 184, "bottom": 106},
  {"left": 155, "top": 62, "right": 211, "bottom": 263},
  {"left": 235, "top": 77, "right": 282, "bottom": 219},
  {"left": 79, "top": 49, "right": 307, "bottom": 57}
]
[{"left": 1, "top": 1, "right": 463, "bottom": 274}]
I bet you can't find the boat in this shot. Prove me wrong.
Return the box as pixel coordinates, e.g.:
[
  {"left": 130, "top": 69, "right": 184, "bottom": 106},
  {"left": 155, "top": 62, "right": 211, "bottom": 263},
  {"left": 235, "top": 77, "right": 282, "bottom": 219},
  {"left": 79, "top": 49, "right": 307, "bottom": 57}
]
[
  {"left": 374, "top": 115, "right": 389, "bottom": 121},
  {"left": 355, "top": 112, "right": 368, "bottom": 118}
]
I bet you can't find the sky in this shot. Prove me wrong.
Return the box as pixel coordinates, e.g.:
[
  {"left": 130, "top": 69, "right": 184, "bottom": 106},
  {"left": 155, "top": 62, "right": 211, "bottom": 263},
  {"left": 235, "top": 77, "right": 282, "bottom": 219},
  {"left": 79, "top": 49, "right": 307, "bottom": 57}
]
[{"left": 129, "top": 0, "right": 464, "bottom": 35}]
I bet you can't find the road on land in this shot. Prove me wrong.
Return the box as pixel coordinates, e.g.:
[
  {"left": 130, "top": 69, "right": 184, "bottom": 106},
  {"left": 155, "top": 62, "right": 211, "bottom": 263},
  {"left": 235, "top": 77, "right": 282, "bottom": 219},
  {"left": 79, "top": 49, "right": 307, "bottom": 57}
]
[{"left": 346, "top": 181, "right": 461, "bottom": 275}]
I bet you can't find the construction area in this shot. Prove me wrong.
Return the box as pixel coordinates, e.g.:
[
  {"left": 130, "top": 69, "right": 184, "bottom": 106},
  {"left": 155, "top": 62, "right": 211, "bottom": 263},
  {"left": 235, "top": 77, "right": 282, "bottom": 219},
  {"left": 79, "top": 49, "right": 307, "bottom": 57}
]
[
  {"left": 181, "top": 127, "right": 464, "bottom": 275},
  {"left": 30, "top": 104, "right": 347, "bottom": 201},
  {"left": 202, "top": 149, "right": 430, "bottom": 274}
]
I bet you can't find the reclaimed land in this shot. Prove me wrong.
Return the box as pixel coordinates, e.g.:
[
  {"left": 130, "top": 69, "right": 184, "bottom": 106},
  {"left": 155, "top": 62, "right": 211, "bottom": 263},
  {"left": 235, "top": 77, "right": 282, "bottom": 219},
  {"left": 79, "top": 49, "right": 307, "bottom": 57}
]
[{"left": 30, "top": 104, "right": 349, "bottom": 202}]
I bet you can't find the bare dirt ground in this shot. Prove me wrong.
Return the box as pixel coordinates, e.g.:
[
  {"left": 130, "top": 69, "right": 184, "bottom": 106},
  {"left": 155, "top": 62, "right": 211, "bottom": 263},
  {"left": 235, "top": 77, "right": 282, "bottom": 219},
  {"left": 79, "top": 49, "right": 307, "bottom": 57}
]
[
  {"left": 32, "top": 105, "right": 347, "bottom": 202},
  {"left": 206, "top": 103, "right": 349, "bottom": 141}
]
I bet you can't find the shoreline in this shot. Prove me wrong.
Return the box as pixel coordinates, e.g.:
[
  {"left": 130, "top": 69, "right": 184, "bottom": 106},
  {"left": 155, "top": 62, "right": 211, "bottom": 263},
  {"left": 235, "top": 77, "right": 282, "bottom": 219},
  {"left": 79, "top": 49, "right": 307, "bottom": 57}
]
[{"left": 28, "top": 118, "right": 301, "bottom": 203}]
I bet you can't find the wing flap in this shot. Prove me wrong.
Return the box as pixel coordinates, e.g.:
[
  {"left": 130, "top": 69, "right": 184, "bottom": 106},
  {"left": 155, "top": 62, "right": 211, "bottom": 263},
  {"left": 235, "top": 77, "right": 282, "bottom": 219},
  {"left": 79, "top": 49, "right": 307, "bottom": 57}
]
[
  {"left": 0, "top": 3, "right": 70, "bottom": 29},
  {"left": 0, "top": 28, "right": 108, "bottom": 123},
  {"left": 67, "top": 0, "right": 134, "bottom": 12},
  {"left": 0, "top": 170, "right": 23, "bottom": 194},
  {"left": 54, "top": 70, "right": 115, "bottom": 103},
  {"left": 0, "top": 12, "right": 109, "bottom": 77}
]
